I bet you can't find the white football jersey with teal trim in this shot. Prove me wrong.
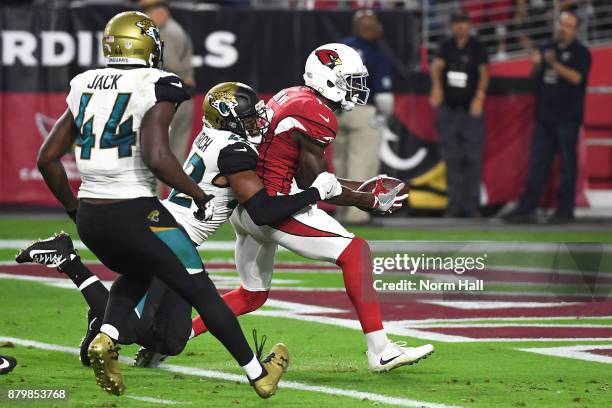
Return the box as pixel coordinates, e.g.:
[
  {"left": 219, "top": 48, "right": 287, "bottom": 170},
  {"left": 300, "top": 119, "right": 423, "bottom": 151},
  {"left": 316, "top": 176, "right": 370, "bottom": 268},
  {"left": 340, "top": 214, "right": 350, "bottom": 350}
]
[
  {"left": 66, "top": 67, "right": 188, "bottom": 199},
  {"left": 162, "top": 127, "right": 258, "bottom": 245}
]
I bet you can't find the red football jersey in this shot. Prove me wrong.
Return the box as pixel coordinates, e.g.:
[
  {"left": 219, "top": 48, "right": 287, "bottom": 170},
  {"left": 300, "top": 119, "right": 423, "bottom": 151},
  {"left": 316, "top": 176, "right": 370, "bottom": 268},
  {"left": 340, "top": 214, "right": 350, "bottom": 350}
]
[{"left": 257, "top": 86, "right": 338, "bottom": 195}]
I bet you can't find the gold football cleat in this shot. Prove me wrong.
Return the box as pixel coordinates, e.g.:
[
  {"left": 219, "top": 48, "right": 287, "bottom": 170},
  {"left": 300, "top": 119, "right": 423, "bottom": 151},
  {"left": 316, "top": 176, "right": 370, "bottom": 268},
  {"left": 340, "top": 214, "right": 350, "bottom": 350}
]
[
  {"left": 88, "top": 333, "right": 125, "bottom": 395},
  {"left": 252, "top": 343, "right": 289, "bottom": 399}
]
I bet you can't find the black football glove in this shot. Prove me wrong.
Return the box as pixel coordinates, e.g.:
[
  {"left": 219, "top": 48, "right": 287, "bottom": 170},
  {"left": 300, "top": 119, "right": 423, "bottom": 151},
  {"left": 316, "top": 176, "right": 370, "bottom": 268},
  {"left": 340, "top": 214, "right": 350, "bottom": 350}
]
[{"left": 193, "top": 194, "right": 216, "bottom": 222}]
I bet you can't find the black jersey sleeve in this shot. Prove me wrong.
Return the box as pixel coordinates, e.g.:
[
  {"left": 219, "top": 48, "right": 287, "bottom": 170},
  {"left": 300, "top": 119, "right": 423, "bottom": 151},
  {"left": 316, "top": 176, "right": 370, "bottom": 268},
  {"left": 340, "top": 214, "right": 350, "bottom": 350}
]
[
  {"left": 155, "top": 75, "right": 190, "bottom": 105},
  {"left": 217, "top": 142, "right": 258, "bottom": 175}
]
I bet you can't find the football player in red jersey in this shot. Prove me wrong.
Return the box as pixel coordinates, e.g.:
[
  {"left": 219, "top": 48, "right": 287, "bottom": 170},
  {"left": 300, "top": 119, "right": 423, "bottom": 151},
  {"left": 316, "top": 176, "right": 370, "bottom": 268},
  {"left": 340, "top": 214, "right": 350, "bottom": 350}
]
[{"left": 190, "top": 43, "right": 434, "bottom": 372}]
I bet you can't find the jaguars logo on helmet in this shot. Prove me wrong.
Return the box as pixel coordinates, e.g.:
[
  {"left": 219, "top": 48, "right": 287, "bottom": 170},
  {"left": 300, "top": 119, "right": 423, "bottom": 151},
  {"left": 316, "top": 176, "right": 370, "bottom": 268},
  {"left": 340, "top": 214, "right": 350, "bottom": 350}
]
[
  {"left": 102, "top": 11, "right": 163, "bottom": 68},
  {"left": 203, "top": 82, "right": 269, "bottom": 145},
  {"left": 208, "top": 91, "right": 239, "bottom": 118},
  {"left": 136, "top": 19, "right": 162, "bottom": 55}
]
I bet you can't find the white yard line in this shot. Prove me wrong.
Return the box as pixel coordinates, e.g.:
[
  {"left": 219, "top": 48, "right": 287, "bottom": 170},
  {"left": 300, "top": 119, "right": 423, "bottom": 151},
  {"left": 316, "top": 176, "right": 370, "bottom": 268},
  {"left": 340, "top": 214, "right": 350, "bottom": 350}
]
[
  {"left": 0, "top": 239, "right": 239, "bottom": 251},
  {"left": 0, "top": 271, "right": 340, "bottom": 292},
  {"left": 0, "top": 337, "right": 187, "bottom": 405},
  {"left": 3, "top": 239, "right": 612, "bottom": 252},
  {"left": 0, "top": 335, "right": 458, "bottom": 408},
  {"left": 126, "top": 396, "right": 188, "bottom": 405},
  {"left": 517, "top": 345, "right": 612, "bottom": 364},
  {"left": 2, "top": 273, "right": 611, "bottom": 343}
]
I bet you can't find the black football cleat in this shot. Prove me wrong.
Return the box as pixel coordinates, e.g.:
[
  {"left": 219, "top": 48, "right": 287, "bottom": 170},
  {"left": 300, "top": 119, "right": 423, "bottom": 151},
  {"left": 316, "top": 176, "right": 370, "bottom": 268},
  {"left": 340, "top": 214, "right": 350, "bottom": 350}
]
[
  {"left": 80, "top": 309, "right": 102, "bottom": 366},
  {"left": 15, "top": 232, "right": 77, "bottom": 269},
  {"left": 133, "top": 347, "right": 168, "bottom": 368},
  {"left": 0, "top": 355, "right": 17, "bottom": 375}
]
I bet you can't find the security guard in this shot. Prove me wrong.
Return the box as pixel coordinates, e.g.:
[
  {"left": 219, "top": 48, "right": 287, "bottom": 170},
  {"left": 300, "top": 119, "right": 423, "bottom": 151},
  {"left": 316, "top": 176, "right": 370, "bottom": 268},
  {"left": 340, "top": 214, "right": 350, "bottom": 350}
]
[{"left": 430, "top": 9, "right": 490, "bottom": 218}]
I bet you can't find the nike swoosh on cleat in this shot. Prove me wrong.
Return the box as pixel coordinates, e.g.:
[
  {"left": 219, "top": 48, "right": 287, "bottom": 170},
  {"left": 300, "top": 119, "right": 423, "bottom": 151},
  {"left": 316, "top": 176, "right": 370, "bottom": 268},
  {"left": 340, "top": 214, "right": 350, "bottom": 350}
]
[
  {"left": 234, "top": 147, "right": 247, "bottom": 152},
  {"left": 318, "top": 114, "right": 330, "bottom": 123},
  {"left": 379, "top": 354, "right": 402, "bottom": 365},
  {"left": 30, "top": 249, "right": 56, "bottom": 257},
  {"left": 170, "top": 81, "right": 182, "bottom": 88},
  {"left": 0, "top": 358, "right": 9, "bottom": 370}
]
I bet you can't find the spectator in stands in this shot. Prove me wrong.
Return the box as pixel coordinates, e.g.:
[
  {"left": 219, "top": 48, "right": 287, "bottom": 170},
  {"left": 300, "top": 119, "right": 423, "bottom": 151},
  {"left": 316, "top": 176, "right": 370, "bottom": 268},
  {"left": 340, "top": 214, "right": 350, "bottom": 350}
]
[
  {"left": 463, "top": 0, "right": 513, "bottom": 60},
  {"left": 335, "top": 9, "right": 394, "bottom": 224},
  {"left": 505, "top": 11, "right": 591, "bottom": 223},
  {"left": 430, "top": 9, "right": 489, "bottom": 218},
  {"left": 560, "top": 0, "right": 594, "bottom": 40},
  {"left": 139, "top": 0, "right": 194, "bottom": 163}
]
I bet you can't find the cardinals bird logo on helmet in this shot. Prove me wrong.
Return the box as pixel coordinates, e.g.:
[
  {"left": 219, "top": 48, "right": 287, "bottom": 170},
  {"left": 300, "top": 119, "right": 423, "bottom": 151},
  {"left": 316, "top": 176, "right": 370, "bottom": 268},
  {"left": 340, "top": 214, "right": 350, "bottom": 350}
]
[{"left": 315, "top": 49, "right": 343, "bottom": 69}]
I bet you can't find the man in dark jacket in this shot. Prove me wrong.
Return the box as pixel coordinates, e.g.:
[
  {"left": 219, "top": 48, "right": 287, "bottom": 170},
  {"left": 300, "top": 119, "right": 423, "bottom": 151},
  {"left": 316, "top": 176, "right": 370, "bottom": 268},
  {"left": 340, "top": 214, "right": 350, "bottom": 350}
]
[
  {"left": 430, "top": 9, "right": 490, "bottom": 218},
  {"left": 506, "top": 11, "right": 591, "bottom": 223}
]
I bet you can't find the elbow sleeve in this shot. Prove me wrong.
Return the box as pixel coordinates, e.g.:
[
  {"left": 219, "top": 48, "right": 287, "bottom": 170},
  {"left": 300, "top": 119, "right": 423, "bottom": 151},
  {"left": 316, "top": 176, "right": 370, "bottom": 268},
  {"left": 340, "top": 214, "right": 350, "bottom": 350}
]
[{"left": 242, "top": 188, "right": 319, "bottom": 226}]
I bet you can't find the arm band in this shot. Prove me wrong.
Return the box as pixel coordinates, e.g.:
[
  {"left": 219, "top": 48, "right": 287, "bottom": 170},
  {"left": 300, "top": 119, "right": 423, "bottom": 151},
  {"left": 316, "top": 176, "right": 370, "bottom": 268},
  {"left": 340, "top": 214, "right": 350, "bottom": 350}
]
[{"left": 242, "top": 188, "right": 319, "bottom": 226}]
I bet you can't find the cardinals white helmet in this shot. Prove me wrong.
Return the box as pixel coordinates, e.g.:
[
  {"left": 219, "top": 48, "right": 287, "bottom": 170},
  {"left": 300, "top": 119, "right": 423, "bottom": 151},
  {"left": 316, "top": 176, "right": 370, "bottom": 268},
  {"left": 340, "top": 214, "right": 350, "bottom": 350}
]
[{"left": 303, "top": 43, "right": 370, "bottom": 111}]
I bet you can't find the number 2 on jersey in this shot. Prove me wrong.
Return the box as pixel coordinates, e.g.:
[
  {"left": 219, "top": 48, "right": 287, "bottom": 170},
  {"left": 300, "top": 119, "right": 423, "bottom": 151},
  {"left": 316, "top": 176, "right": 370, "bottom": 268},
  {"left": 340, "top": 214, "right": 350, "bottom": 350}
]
[
  {"left": 168, "top": 153, "right": 206, "bottom": 208},
  {"left": 75, "top": 93, "right": 136, "bottom": 159}
]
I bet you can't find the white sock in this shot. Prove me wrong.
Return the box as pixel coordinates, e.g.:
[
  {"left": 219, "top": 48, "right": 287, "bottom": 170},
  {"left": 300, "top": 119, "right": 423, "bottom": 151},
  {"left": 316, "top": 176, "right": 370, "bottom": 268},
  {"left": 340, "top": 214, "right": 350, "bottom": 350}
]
[
  {"left": 100, "top": 324, "right": 119, "bottom": 342},
  {"left": 365, "top": 329, "right": 389, "bottom": 355},
  {"left": 242, "top": 355, "right": 263, "bottom": 380}
]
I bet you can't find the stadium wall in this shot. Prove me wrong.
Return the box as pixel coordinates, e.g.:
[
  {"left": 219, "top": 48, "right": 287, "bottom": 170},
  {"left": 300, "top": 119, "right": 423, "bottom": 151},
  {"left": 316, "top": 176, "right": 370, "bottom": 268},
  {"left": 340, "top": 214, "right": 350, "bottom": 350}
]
[{"left": 0, "top": 3, "right": 598, "bottom": 208}]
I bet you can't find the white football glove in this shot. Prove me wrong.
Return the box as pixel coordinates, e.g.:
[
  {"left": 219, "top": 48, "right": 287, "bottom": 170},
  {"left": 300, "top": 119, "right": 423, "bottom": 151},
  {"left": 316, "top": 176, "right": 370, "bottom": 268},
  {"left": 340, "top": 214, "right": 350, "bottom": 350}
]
[
  {"left": 310, "top": 172, "right": 343, "bottom": 200},
  {"left": 388, "top": 193, "right": 409, "bottom": 212},
  {"left": 372, "top": 181, "right": 408, "bottom": 213}
]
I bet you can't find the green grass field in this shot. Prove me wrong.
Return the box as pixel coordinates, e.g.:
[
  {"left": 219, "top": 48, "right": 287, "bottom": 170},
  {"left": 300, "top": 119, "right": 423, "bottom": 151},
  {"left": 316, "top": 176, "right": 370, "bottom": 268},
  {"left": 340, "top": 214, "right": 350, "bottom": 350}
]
[{"left": 0, "top": 217, "right": 611, "bottom": 407}]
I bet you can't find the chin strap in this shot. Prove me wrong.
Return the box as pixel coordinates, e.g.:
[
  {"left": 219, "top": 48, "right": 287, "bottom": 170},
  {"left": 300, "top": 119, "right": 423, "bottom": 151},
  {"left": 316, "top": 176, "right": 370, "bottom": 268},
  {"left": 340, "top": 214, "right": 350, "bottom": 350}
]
[
  {"left": 341, "top": 99, "right": 356, "bottom": 111},
  {"left": 341, "top": 93, "right": 361, "bottom": 111}
]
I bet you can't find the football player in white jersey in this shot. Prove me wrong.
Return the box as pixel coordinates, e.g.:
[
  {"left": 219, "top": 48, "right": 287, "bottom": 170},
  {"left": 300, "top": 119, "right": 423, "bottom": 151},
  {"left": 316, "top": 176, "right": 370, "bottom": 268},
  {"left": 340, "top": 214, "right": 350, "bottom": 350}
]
[
  {"left": 162, "top": 82, "right": 341, "bottom": 243},
  {"left": 33, "top": 12, "right": 341, "bottom": 398},
  {"left": 24, "top": 73, "right": 342, "bottom": 394}
]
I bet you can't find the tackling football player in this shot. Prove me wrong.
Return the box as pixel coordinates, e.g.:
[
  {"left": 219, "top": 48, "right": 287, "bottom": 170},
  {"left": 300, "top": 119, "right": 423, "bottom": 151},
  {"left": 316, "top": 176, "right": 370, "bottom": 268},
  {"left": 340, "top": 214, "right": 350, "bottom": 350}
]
[
  {"left": 19, "top": 81, "right": 342, "bottom": 385},
  {"left": 33, "top": 11, "right": 325, "bottom": 398},
  {"left": 189, "top": 43, "right": 434, "bottom": 372}
]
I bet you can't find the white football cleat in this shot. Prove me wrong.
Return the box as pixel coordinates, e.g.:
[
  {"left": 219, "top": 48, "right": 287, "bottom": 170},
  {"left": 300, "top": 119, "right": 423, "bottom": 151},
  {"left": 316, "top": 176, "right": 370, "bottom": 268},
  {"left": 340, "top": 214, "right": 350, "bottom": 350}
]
[{"left": 367, "top": 341, "right": 434, "bottom": 373}]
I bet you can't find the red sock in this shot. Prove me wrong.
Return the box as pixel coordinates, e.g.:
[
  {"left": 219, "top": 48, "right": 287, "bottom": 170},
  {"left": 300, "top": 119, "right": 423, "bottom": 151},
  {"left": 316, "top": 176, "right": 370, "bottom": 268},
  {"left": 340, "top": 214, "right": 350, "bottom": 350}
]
[
  {"left": 192, "top": 286, "right": 269, "bottom": 337},
  {"left": 336, "top": 237, "right": 384, "bottom": 333}
]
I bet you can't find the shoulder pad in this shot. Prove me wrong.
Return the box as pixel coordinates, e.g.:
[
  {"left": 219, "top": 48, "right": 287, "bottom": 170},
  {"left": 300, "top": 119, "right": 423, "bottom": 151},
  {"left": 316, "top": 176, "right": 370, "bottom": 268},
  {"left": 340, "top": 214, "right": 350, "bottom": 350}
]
[
  {"left": 154, "top": 74, "right": 190, "bottom": 105},
  {"left": 273, "top": 95, "right": 337, "bottom": 145},
  {"left": 217, "top": 141, "right": 258, "bottom": 175}
]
